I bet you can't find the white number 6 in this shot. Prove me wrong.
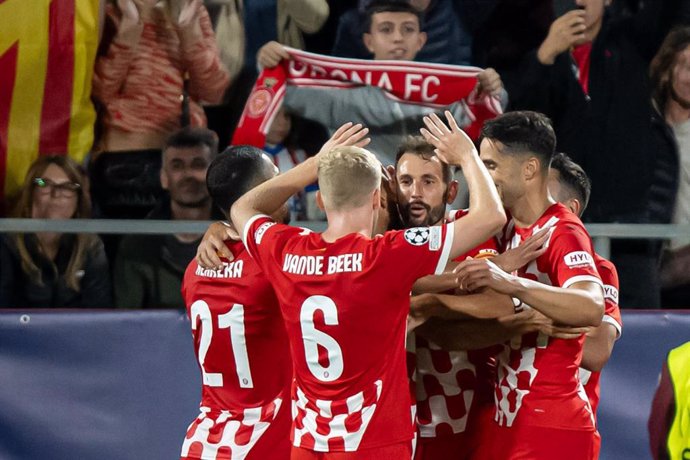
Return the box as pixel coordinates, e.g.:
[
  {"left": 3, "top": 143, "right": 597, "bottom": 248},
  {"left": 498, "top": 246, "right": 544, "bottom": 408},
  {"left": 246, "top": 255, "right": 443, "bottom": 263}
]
[{"left": 300, "top": 295, "right": 344, "bottom": 382}]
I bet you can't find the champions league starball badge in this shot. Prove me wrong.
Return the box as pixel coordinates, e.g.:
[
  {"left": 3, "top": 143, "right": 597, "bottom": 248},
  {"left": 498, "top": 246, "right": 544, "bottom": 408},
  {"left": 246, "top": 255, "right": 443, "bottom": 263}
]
[{"left": 404, "top": 227, "right": 430, "bottom": 246}]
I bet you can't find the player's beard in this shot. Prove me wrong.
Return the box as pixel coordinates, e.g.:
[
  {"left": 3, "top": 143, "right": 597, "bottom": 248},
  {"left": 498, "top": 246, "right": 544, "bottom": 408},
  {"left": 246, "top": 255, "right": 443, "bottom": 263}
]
[{"left": 401, "top": 198, "right": 447, "bottom": 227}]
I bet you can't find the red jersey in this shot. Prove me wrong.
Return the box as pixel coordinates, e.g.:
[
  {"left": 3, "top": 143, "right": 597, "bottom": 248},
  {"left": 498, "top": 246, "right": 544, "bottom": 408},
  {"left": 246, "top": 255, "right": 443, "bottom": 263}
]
[
  {"left": 243, "top": 214, "right": 455, "bottom": 452},
  {"left": 495, "top": 203, "right": 603, "bottom": 431},
  {"left": 415, "top": 215, "right": 501, "bottom": 439},
  {"left": 180, "top": 241, "right": 292, "bottom": 459},
  {"left": 579, "top": 254, "right": 623, "bottom": 417}
]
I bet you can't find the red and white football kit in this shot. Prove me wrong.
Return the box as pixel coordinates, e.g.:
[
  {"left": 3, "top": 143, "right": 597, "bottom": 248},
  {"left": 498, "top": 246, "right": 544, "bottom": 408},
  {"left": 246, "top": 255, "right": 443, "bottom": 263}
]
[
  {"left": 580, "top": 254, "right": 623, "bottom": 458},
  {"left": 242, "top": 214, "right": 455, "bottom": 457},
  {"left": 415, "top": 209, "right": 501, "bottom": 460},
  {"left": 180, "top": 241, "right": 293, "bottom": 460},
  {"left": 579, "top": 254, "right": 623, "bottom": 417},
  {"left": 485, "top": 203, "right": 604, "bottom": 460}
]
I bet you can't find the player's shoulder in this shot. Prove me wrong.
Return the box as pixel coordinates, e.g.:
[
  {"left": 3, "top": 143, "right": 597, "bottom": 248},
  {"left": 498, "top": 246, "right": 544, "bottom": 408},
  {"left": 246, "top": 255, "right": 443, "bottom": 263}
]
[
  {"left": 546, "top": 206, "right": 591, "bottom": 245},
  {"left": 380, "top": 226, "right": 446, "bottom": 250},
  {"left": 246, "top": 215, "right": 310, "bottom": 244},
  {"left": 594, "top": 254, "right": 618, "bottom": 278}
]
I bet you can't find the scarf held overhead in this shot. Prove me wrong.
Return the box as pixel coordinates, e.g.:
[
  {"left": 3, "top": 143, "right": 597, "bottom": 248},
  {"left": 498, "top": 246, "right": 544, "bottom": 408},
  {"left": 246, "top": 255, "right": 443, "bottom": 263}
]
[{"left": 232, "top": 47, "right": 503, "bottom": 147}]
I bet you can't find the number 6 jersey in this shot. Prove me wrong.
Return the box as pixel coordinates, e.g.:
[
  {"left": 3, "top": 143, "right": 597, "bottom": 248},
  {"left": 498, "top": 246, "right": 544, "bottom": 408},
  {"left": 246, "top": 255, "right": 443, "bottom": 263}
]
[{"left": 243, "top": 214, "right": 455, "bottom": 453}]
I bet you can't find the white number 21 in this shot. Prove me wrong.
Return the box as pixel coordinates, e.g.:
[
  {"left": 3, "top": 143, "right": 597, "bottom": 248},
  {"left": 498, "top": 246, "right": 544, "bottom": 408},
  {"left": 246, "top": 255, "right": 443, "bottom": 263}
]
[{"left": 190, "top": 300, "right": 254, "bottom": 389}]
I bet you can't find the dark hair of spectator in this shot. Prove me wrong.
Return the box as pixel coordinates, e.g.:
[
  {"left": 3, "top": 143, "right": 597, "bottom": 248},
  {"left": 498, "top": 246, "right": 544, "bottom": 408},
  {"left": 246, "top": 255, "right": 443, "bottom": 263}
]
[
  {"left": 550, "top": 152, "right": 591, "bottom": 215},
  {"left": 206, "top": 145, "right": 273, "bottom": 218},
  {"left": 363, "top": 0, "right": 424, "bottom": 34},
  {"left": 164, "top": 127, "right": 219, "bottom": 156},
  {"left": 11, "top": 155, "right": 96, "bottom": 291},
  {"left": 395, "top": 135, "right": 453, "bottom": 184},
  {"left": 480, "top": 111, "right": 556, "bottom": 171},
  {"left": 650, "top": 27, "right": 690, "bottom": 113}
]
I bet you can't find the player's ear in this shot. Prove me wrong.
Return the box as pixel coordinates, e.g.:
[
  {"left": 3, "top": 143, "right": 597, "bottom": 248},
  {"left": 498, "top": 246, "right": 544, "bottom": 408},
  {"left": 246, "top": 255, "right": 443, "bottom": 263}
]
[
  {"left": 523, "top": 157, "right": 540, "bottom": 181},
  {"left": 446, "top": 180, "right": 459, "bottom": 204},
  {"left": 372, "top": 187, "right": 381, "bottom": 210},
  {"left": 569, "top": 198, "right": 582, "bottom": 217},
  {"left": 316, "top": 191, "right": 326, "bottom": 211}
]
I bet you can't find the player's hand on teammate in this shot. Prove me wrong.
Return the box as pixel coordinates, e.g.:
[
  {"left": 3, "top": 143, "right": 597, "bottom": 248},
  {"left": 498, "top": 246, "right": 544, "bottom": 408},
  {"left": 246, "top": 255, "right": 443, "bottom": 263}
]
[
  {"left": 196, "top": 221, "right": 239, "bottom": 269},
  {"left": 316, "top": 122, "right": 371, "bottom": 157},
  {"left": 408, "top": 293, "right": 440, "bottom": 332},
  {"left": 537, "top": 9, "right": 587, "bottom": 65},
  {"left": 420, "top": 111, "right": 476, "bottom": 167},
  {"left": 540, "top": 316, "right": 591, "bottom": 339},
  {"left": 257, "top": 41, "right": 290, "bottom": 69},
  {"left": 454, "top": 258, "right": 518, "bottom": 295},
  {"left": 475, "top": 68, "right": 504, "bottom": 98},
  {"left": 493, "top": 227, "right": 551, "bottom": 273}
]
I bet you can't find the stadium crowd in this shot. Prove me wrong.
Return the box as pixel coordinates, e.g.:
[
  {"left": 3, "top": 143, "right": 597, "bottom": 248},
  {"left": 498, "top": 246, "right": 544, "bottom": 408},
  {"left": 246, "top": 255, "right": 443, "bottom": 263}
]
[{"left": 1, "top": 0, "right": 690, "bottom": 458}]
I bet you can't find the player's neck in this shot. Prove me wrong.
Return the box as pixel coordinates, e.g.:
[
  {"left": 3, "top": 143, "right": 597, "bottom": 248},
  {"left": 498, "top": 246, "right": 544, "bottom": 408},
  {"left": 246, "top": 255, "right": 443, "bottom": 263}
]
[
  {"left": 322, "top": 208, "right": 374, "bottom": 242},
  {"left": 509, "top": 186, "right": 555, "bottom": 228}
]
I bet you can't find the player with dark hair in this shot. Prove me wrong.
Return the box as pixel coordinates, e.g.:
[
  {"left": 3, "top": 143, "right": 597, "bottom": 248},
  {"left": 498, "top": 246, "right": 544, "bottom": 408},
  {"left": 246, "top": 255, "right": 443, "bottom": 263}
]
[
  {"left": 230, "top": 116, "right": 505, "bottom": 459},
  {"left": 548, "top": 151, "right": 622, "bottom": 458},
  {"left": 179, "top": 146, "right": 292, "bottom": 460},
  {"left": 455, "top": 111, "right": 605, "bottom": 460}
]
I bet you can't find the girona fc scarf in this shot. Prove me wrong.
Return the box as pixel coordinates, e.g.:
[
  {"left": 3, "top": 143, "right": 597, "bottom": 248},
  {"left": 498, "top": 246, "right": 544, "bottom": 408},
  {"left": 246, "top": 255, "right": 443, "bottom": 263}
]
[{"left": 231, "top": 48, "right": 503, "bottom": 147}]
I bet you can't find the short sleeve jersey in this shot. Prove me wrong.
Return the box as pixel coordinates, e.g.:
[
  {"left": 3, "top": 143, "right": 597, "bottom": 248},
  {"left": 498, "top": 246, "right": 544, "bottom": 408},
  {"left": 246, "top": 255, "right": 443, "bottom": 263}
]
[
  {"left": 181, "top": 241, "right": 292, "bottom": 412},
  {"left": 243, "top": 215, "right": 455, "bottom": 452},
  {"left": 579, "top": 254, "right": 623, "bottom": 417},
  {"left": 415, "top": 211, "right": 502, "bottom": 438},
  {"left": 495, "top": 203, "right": 603, "bottom": 430}
]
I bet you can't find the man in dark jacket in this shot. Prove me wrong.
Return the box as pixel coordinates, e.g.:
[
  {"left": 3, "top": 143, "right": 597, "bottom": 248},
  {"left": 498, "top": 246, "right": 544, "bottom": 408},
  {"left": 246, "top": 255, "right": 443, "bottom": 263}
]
[
  {"left": 503, "top": 0, "right": 682, "bottom": 308},
  {"left": 113, "top": 128, "right": 222, "bottom": 309}
]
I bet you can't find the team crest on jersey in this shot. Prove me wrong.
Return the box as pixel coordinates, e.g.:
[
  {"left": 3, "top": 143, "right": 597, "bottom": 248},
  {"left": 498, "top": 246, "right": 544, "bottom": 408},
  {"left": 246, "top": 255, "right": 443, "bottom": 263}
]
[
  {"left": 563, "top": 251, "right": 595, "bottom": 268},
  {"left": 255, "top": 222, "right": 275, "bottom": 244},
  {"left": 404, "top": 227, "right": 430, "bottom": 246}
]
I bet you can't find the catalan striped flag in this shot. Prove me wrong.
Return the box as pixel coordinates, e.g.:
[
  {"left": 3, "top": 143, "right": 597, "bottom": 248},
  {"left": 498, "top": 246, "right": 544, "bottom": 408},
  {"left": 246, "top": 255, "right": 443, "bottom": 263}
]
[{"left": 0, "top": 0, "right": 99, "bottom": 209}]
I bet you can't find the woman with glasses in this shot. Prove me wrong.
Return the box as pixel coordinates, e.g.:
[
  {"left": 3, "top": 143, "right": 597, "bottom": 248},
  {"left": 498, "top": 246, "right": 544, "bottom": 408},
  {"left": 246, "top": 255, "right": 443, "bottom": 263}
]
[{"left": 0, "top": 156, "right": 112, "bottom": 308}]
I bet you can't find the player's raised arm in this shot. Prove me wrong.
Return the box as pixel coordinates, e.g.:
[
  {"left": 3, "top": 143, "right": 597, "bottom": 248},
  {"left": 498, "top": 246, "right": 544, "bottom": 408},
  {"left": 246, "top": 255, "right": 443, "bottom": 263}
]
[
  {"left": 420, "top": 111, "right": 506, "bottom": 260},
  {"left": 230, "top": 122, "right": 370, "bottom": 236}
]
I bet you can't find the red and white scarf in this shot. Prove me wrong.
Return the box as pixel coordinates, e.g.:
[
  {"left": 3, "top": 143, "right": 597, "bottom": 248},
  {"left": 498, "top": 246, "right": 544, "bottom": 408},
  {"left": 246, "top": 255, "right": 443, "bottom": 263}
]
[{"left": 232, "top": 47, "right": 503, "bottom": 147}]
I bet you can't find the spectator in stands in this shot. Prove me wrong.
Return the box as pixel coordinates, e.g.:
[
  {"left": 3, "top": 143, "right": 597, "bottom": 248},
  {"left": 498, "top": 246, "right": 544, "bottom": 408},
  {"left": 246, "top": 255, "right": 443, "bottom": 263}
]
[
  {"left": 204, "top": 0, "right": 329, "bottom": 146},
  {"left": 113, "top": 128, "right": 221, "bottom": 309},
  {"left": 503, "top": 0, "right": 680, "bottom": 308},
  {"left": 332, "top": 0, "right": 498, "bottom": 65},
  {"left": 257, "top": 0, "right": 506, "bottom": 168},
  {"left": 91, "top": 0, "right": 229, "bottom": 220},
  {"left": 649, "top": 340, "right": 690, "bottom": 459},
  {"left": 650, "top": 27, "right": 690, "bottom": 308},
  {"left": 0, "top": 156, "right": 112, "bottom": 308}
]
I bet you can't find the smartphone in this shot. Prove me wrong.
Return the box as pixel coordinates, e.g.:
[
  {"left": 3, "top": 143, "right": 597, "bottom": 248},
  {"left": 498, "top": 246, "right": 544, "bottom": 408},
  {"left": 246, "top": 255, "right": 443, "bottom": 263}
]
[{"left": 553, "top": 0, "right": 585, "bottom": 17}]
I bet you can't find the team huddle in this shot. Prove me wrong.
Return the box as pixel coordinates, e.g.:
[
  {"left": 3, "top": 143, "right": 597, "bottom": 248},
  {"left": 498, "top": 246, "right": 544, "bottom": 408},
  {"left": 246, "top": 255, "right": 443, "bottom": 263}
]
[{"left": 178, "top": 111, "right": 621, "bottom": 460}]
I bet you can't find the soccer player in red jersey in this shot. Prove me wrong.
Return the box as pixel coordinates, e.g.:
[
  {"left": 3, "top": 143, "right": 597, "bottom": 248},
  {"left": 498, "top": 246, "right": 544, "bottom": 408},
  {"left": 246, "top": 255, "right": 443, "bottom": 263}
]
[
  {"left": 180, "top": 147, "right": 293, "bottom": 460},
  {"left": 548, "top": 152, "right": 623, "bottom": 458},
  {"left": 229, "top": 116, "right": 506, "bottom": 459},
  {"left": 389, "top": 135, "right": 511, "bottom": 460},
  {"left": 455, "top": 111, "right": 606, "bottom": 460}
]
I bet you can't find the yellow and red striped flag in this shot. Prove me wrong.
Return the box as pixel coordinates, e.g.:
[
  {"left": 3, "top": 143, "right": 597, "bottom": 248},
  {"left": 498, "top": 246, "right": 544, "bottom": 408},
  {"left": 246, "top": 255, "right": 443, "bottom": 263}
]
[{"left": 0, "top": 0, "right": 99, "bottom": 210}]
